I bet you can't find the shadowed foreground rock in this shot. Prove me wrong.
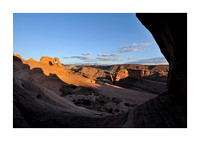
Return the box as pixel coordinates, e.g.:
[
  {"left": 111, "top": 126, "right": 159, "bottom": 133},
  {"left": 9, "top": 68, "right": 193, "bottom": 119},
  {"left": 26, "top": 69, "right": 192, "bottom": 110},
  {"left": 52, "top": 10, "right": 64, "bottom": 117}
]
[
  {"left": 14, "top": 77, "right": 186, "bottom": 127},
  {"left": 13, "top": 77, "right": 128, "bottom": 127}
]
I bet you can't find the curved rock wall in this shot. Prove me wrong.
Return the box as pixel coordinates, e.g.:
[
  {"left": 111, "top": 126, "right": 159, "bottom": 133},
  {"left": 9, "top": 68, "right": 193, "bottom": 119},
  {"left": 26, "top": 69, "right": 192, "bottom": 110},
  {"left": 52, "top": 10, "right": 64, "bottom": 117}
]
[{"left": 136, "top": 13, "right": 187, "bottom": 103}]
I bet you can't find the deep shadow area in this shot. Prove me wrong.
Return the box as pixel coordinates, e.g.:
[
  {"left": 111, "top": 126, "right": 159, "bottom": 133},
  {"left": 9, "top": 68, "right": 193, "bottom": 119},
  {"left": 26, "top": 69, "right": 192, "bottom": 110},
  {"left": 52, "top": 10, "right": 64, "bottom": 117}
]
[
  {"left": 113, "top": 66, "right": 168, "bottom": 94},
  {"left": 137, "top": 13, "right": 187, "bottom": 103},
  {"left": 115, "top": 77, "right": 167, "bottom": 94},
  {"left": 136, "top": 13, "right": 187, "bottom": 126}
]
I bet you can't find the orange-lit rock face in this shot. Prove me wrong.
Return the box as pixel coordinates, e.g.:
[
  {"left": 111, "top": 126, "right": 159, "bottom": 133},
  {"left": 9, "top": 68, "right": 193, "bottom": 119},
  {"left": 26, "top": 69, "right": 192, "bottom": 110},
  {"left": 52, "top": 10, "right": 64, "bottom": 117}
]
[
  {"left": 80, "top": 67, "right": 107, "bottom": 79},
  {"left": 115, "top": 68, "right": 129, "bottom": 81},
  {"left": 39, "top": 56, "right": 62, "bottom": 67},
  {"left": 157, "top": 71, "right": 168, "bottom": 77},
  {"left": 14, "top": 55, "right": 96, "bottom": 87},
  {"left": 14, "top": 54, "right": 25, "bottom": 62},
  {"left": 117, "top": 69, "right": 151, "bottom": 80},
  {"left": 143, "top": 69, "right": 150, "bottom": 76},
  {"left": 139, "top": 69, "right": 151, "bottom": 77},
  {"left": 27, "top": 58, "right": 38, "bottom": 63},
  {"left": 54, "top": 57, "right": 62, "bottom": 68},
  {"left": 14, "top": 56, "right": 64, "bottom": 77},
  {"left": 40, "top": 56, "right": 56, "bottom": 66},
  {"left": 115, "top": 69, "right": 151, "bottom": 81}
]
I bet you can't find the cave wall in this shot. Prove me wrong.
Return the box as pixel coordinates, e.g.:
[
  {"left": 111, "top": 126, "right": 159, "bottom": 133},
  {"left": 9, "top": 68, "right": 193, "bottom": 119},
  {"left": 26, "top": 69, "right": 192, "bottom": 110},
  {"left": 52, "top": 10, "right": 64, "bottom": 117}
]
[{"left": 136, "top": 13, "right": 187, "bottom": 103}]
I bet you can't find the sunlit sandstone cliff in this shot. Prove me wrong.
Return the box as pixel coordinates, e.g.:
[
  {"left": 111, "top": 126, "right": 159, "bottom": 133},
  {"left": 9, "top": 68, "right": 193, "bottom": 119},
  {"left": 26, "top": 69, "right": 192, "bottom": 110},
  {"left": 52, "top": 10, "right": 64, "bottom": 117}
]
[{"left": 14, "top": 55, "right": 96, "bottom": 86}]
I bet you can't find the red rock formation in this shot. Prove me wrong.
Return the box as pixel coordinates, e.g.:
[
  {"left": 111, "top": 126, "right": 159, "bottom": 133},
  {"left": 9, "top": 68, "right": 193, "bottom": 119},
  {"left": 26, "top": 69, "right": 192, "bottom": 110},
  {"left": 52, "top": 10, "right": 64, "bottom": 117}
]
[
  {"left": 40, "top": 56, "right": 55, "bottom": 65},
  {"left": 13, "top": 54, "right": 25, "bottom": 62},
  {"left": 79, "top": 67, "right": 107, "bottom": 79},
  {"left": 143, "top": 69, "right": 150, "bottom": 76},
  {"left": 116, "top": 69, "right": 150, "bottom": 80},
  {"left": 54, "top": 57, "right": 62, "bottom": 68},
  {"left": 127, "top": 69, "right": 141, "bottom": 79},
  {"left": 27, "top": 58, "right": 38, "bottom": 63},
  {"left": 39, "top": 56, "right": 62, "bottom": 68},
  {"left": 115, "top": 68, "right": 129, "bottom": 81}
]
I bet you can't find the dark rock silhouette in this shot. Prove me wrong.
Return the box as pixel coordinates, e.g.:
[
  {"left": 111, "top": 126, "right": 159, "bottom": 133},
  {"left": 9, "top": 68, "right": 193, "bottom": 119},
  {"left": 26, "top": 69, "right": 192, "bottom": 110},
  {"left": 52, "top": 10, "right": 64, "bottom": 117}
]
[
  {"left": 135, "top": 13, "right": 187, "bottom": 127},
  {"left": 137, "top": 13, "right": 187, "bottom": 103}
]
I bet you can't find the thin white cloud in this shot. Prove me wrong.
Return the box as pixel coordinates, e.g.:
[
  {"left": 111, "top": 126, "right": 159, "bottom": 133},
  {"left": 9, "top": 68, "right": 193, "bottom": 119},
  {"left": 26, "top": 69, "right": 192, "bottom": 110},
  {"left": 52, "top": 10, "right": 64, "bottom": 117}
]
[
  {"left": 63, "top": 55, "right": 122, "bottom": 62},
  {"left": 65, "top": 62, "right": 110, "bottom": 65},
  {"left": 96, "top": 57, "right": 122, "bottom": 62},
  {"left": 120, "top": 42, "right": 152, "bottom": 49},
  {"left": 121, "top": 48, "right": 140, "bottom": 53},
  {"left": 128, "top": 57, "right": 140, "bottom": 60},
  {"left": 98, "top": 53, "right": 122, "bottom": 57},
  {"left": 139, "top": 42, "right": 152, "bottom": 46},
  {"left": 62, "top": 57, "right": 70, "bottom": 59},
  {"left": 119, "top": 42, "right": 152, "bottom": 53},
  {"left": 81, "top": 53, "right": 92, "bottom": 56},
  {"left": 127, "top": 57, "right": 168, "bottom": 65},
  {"left": 63, "top": 56, "right": 95, "bottom": 62}
]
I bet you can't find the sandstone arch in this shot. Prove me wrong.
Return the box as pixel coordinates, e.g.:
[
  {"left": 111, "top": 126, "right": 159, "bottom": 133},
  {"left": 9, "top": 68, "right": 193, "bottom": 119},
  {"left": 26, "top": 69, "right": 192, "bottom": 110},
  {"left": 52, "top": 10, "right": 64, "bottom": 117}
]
[
  {"left": 39, "top": 56, "right": 63, "bottom": 68},
  {"left": 54, "top": 57, "right": 62, "bottom": 68},
  {"left": 40, "top": 56, "right": 55, "bottom": 65}
]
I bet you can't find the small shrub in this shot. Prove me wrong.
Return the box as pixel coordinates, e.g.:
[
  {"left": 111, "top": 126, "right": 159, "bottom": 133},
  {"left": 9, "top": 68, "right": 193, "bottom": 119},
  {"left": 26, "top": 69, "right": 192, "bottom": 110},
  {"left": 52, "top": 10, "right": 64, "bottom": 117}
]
[
  {"left": 112, "top": 97, "right": 122, "bottom": 104},
  {"left": 114, "top": 109, "right": 119, "bottom": 113},
  {"left": 74, "top": 99, "right": 92, "bottom": 106},
  {"left": 59, "top": 84, "right": 78, "bottom": 96},
  {"left": 108, "top": 108, "right": 113, "bottom": 114},
  {"left": 124, "top": 102, "right": 130, "bottom": 107},
  {"left": 96, "top": 96, "right": 110, "bottom": 104},
  {"left": 36, "top": 95, "right": 41, "bottom": 98},
  {"left": 124, "top": 102, "right": 137, "bottom": 107}
]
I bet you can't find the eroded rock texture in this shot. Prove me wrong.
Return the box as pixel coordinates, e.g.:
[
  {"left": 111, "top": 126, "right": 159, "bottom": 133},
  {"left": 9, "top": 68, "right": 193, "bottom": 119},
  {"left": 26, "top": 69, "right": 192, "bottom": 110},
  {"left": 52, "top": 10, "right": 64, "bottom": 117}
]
[{"left": 115, "top": 68, "right": 129, "bottom": 82}]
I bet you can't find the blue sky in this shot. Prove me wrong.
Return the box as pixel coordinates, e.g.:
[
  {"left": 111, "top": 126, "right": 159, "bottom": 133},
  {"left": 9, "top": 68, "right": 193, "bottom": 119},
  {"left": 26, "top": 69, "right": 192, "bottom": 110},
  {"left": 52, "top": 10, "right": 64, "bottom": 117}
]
[{"left": 13, "top": 13, "right": 168, "bottom": 65}]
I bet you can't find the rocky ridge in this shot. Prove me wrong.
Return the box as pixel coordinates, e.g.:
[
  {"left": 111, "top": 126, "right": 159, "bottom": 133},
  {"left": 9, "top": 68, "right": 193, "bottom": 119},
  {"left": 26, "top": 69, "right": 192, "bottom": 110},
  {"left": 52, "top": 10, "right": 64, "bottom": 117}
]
[{"left": 14, "top": 54, "right": 158, "bottom": 127}]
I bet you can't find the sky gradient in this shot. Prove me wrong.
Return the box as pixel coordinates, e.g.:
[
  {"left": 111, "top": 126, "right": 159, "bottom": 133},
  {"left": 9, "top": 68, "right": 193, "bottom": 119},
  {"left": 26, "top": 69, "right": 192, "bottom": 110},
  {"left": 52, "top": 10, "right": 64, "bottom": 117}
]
[{"left": 13, "top": 13, "right": 168, "bottom": 65}]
